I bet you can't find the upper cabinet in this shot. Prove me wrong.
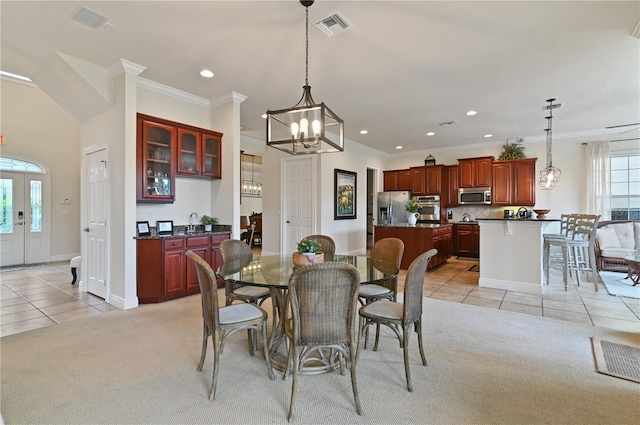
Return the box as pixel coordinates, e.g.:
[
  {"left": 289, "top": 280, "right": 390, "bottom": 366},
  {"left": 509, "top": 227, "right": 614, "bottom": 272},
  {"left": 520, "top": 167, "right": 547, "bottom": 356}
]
[
  {"left": 137, "top": 117, "right": 177, "bottom": 203},
  {"left": 491, "top": 158, "right": 537, "bottom": 206},
  {"left": 383, "top": 169, "right": 411, "bottom": 192},
  {"left": 409, "top": 166, "right": 442, "bottom": 196},
  {"left": 458, "top": 156, "right": 493, "bottom": 188},
  {"left": 137, "top": 114, "right": 223, "bottom": 203}
]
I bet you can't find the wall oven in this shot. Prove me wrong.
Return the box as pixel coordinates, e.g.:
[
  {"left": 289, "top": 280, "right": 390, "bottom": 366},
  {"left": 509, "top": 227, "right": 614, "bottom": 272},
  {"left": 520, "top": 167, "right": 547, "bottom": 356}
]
[
  {"left": 414, "top": 195, "right": 440, "bottom": 223},
  {"left": 458, "top": 187, "right": 491, "bottom": 205}
]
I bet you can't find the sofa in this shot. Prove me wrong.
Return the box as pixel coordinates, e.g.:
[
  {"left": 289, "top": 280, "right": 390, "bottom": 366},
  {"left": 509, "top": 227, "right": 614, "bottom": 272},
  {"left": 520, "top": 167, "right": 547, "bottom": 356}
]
[{"left": 594, "top": 220, "right": 640, "bottom": 271}]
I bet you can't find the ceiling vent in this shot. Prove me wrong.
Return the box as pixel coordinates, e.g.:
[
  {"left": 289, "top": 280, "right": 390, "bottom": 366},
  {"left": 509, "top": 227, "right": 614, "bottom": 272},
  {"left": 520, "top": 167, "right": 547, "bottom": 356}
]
[
  {"left": 315, "top": 11, "right": 352, "bottom": 36},
  {"left": 70, "top": 6, "right": 108, "bottom": 29},
  {"left": 439, "top": 121, "right": 458, "bottom": 127}
]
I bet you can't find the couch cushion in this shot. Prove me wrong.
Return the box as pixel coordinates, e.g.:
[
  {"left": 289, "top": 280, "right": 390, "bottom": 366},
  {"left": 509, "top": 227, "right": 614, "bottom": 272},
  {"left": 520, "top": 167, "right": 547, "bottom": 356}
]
[
  {"left": 635, "top": 222, "right": 640, "bottom": 249},
  {"left": 596, "top": 225, "right": 621, "bottom": 248},
  {"left": 601, "top": 247, "right": 635, "bottom": 258}
]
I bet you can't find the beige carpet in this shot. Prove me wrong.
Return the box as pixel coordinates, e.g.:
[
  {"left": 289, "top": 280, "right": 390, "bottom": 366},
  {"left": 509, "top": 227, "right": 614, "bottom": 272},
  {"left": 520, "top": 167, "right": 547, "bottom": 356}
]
[{"left": 2, "top": 292, "right": 640, "bottom": 424}]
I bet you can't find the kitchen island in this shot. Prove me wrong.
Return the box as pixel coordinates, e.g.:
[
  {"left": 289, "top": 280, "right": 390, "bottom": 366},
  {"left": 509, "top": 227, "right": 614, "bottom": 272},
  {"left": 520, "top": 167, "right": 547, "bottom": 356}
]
[
  {"left": 374, "top": 223, "right": 453, "bottom": 269},
  {"left": 477, "top": 218, "right": 559, "bottom": 294}
]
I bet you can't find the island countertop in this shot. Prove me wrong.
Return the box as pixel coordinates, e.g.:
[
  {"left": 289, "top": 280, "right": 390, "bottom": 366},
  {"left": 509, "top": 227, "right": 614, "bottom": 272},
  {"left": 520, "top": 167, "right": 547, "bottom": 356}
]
[
  {"left": 374, "top": 223, "right": 453, "bottom": 229},
  {"left": 475, "top": 217, "right": 560, "bottom": 222}
]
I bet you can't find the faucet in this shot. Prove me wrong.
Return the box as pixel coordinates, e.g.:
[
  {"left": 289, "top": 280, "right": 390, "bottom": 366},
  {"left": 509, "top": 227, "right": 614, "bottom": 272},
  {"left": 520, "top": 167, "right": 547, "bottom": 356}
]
[{"left": 188, "top": 212, "right": 198, "bottom": 233}]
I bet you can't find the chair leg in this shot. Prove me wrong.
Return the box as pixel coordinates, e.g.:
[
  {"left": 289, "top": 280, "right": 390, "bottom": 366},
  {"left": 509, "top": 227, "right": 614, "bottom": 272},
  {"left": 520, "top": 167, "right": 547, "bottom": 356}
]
[
  {"left": 562, "top": 246, "right": 569, "bottom": 291},
  {"left": 589, "top": 246, "right": 598, "bottom": 291},
  {"left": 349, "top": 340, "right": 364, "bottom": 415},
  {"left": 415, "top": 320, "right": 427, "bottom": 366},
  {"left": 71, "top": 267, "right": 77, "bottom": 284},
  {"left": 403, "top": 324, "right": 413, "bottom": 392},
  {"left": 288, "top": 347, "right": 299, "bottom": 422},
  {"left": 210, "top": 332, "right": 221, "bottom": 401},
  {"left": 197, "top": 322, "right": 209, "bottom": 372},
  {"left": 262, "top": 321, "right": 275, "bottom": 380}
]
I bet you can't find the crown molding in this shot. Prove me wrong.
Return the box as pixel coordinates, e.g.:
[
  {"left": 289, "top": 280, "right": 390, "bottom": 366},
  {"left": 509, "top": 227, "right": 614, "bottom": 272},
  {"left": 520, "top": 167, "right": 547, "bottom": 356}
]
[
  {"left": 210, "top": 91, "right": 247, "bottom": 108},
  {"left": 136, "top": 77, "right": 210, "bottom": 107}
]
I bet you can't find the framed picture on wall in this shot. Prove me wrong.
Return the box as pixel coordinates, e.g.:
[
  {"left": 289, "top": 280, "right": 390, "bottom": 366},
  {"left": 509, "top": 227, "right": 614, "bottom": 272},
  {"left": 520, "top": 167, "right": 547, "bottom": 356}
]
[
  {"left": 136, "top": 221, "right": 151, "bottom": 236},
  {"left": 334, "top": 169, "right": 357, "bottom": 220},
  {"left": 156, "top": 220, "right": 174, "bottom": 235}
]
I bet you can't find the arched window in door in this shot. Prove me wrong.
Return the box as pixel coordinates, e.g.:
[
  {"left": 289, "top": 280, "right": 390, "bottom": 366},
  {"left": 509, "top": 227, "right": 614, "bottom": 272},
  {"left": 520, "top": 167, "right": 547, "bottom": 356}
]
[{"left": 0, "top": 157, "right": 45, "bottom": 234}]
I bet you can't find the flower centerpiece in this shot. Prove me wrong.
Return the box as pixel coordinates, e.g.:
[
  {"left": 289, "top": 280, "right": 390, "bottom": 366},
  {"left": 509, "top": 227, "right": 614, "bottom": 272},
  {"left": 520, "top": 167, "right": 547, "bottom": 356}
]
[
  {"left": 405, "top": 198, "right": 421, "bottom": 226},
  {"left": 200, "top": 215, "right": 218, "bottom": 232},
  {"left": 293, "top": 238, "right": 324, "bottom": 266}
]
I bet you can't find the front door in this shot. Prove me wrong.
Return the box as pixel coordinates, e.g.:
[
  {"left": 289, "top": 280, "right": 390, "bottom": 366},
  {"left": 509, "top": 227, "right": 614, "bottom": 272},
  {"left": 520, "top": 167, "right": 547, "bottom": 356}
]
[
  {"left": 0, "top": 171, "right": 45, "bottom": 267},
  {"left": 85, "top": 147, "right": 108, "bottom": 299},
  {"left": 282, "top": 156, "right": 316, "bottom": 254}
]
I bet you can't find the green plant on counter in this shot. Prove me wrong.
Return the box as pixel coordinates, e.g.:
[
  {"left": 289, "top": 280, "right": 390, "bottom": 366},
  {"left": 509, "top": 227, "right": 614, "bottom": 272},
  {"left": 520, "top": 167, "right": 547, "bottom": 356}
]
[
  {"left": 200, "top": 215, "right": 218, "bottom": 226},
  {"left": 497, "top": 138, "right": 526, "bottom": 160},
  {"left": 405, "top": 198, "right": 421, "bottom": 213},
  {"left": 297, "top": 238, "right": 322, "bottom": 254}
]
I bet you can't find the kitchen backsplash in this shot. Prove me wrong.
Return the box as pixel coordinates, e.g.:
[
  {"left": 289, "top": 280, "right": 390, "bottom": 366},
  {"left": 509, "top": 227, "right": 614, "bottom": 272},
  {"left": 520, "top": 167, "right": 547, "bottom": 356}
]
[{"left": 447, "top": 206, "right": 526, "bottom": 222}]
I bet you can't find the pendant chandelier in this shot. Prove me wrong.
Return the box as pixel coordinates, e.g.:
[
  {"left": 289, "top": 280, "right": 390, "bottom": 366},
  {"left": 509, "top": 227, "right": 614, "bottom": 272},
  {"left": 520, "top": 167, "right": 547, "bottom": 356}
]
[
  {"left": 265, "top": 0, "right": 344, "bottom": 155},
  {"left": 241, "top": 153, "right": 262, "bottom": 198},
  {"left": 539, "top": 98, "right": 562, "bottom": 190}
]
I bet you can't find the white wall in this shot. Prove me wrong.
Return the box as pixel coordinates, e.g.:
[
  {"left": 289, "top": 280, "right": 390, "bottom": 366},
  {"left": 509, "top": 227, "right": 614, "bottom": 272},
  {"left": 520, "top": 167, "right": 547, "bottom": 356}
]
[{"left": 0, "top": 79, "right": 81, "bottom": 260}]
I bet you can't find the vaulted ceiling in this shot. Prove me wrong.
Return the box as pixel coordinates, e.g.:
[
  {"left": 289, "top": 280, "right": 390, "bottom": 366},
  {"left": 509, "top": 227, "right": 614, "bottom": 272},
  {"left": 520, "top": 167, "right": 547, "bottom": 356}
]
[{"left": 2, "top": 1, "right": 639, "bottom": 153}]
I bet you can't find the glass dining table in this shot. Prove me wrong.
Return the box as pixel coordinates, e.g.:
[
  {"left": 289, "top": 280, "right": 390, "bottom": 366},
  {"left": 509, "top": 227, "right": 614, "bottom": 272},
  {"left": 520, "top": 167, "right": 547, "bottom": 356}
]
[{"left": 217, "top": 254, "right": 399, "bottom": 373}]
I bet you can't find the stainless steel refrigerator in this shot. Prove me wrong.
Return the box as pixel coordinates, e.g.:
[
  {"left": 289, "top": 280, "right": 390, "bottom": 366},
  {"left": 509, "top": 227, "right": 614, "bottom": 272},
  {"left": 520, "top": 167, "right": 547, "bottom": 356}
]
[{"left": 377, "top": 191, "right": 411, "bottom": 225}]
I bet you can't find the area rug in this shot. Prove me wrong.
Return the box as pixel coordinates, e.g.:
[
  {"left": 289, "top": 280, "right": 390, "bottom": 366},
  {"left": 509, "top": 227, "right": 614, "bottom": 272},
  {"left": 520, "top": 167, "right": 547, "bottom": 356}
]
[
  {"left": 0, "top": 264, "right": 45, "bottom": 273},
  {"left": 468, "top": 264, "right": 479, "bottom": 272},
  {"left": 598, "top": 271, "right": 640, "bottom": 299},
  {"left": 591, "top": 337, "right": 640, "bottom": 383}
]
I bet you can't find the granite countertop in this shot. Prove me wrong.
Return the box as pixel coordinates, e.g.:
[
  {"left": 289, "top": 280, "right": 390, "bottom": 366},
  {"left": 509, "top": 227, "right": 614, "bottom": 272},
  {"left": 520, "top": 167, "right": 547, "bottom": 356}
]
[
  {"left": 374, "top": 223, "right": 453, "bottom": 229},
  {"left": 134, "top": 224, "right": 232, "bottom": 239}
]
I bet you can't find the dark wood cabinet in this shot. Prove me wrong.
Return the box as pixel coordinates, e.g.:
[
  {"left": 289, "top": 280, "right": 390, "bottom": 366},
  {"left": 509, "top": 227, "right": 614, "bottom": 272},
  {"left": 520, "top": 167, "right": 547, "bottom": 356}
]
[
  {"left": 137, "top": 117, "right": 177, "bottom": 203},
  {"left": 454, "top": 223, "right": 479, "bottom": 257},
  {"left": 458, "top": 156, "right": 494, "bottom": 188},
  {"left": 491, "top": 158, "right": 537, "bottom": 206},
  {"left": 137, "top": 233, "right": 230, "bottom": 303},
  {"left": 137, "top": 113, "right": 223, "bottom": 203},
  {"left": 410, "top": 167, "right": 426, "bottom": 195},
  {"left": 409, "top": 165, "right": 442, "bottom": 196},
  {"left": 444, "top": 165, "right": 459, "bottom": 206},
  {"left": 398, "top": 169, "right": 412, "bottom": 191},
  {"left": 383, "top": 169, "right": 411, "bottom": 191},
  {"left": 374, "top": 225, "right": 452, "bottom": 270}
]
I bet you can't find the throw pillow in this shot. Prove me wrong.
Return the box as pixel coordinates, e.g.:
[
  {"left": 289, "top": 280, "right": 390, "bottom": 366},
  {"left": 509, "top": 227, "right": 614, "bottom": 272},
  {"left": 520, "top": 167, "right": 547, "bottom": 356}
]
[
  {"left": 611, "top": 222, "right": 635, "bottom": 249},
  {"left": 596, "top": 225, "right": 620, "bottom": 248}
]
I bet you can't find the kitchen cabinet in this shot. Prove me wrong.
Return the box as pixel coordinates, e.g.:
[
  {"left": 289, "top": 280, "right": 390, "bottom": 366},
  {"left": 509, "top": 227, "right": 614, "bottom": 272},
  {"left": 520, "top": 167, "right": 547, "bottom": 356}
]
[
  {"left": 444, "top": 165, "right": 459, "bottom": 206},
  {"left": 458, "top": 156, "right": 493, "bottom": 188},
  {"left": 454, "top": 223, "right": 479, "bottom": 257},
  {"left": 374, "top": 225, "right": 452, "bottom": 270},
  {"left": 491, "top": 158, "right": 537, "bottom": 206},
  {"left": 137, "top": 117, "right": 177, "bottom": 203},
  {"left": 409, "top": 165, "right": 443, "bottom": 196},
  {"left": 383, "top": 169, "right": 411, "bottom": 191},
  {"left": 137, "top": 113, "right": 223, "bottom": 203},
  {"left": 137, "top": 233, "right": 230, "bottom": 303}
]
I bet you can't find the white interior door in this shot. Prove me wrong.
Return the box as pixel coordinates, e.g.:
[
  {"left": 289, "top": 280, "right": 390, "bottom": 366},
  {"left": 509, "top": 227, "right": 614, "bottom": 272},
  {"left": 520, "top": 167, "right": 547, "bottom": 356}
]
[
  {"left": 85, "top": 148, "right": 108, "bottom": 299},
  {"left": 0, "top": 171, "right": 45, "bottom": 267},
  {"left": 0, "top": 172, "right": 26, "bottom": 266},
  {"left": 282, "top": 156, "right": 315, "bottom": 254}
]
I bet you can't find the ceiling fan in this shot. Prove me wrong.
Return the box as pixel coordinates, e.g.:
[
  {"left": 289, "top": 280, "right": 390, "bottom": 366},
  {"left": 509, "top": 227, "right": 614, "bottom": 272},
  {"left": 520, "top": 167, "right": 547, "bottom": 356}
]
[{"left": 605, "top": 122, "right": 640, "bottom": 142}]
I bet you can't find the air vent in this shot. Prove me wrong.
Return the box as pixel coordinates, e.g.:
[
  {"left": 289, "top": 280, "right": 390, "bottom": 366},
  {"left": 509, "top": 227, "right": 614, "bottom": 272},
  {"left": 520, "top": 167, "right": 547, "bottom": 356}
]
[
  {"left": 70, "top": 6, "right": 108, "bottom": 29},
  {"left": 315, "top": 11, "right": 352, "bottom": 36},
  {"left": 439, "top": 121, "right": 458, "bottom": 127}
]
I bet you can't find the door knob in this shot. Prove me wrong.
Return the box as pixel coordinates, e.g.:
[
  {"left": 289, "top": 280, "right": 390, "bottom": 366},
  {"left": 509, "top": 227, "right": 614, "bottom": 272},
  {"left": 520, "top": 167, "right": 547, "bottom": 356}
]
[
  {"left": 14, "top": 222, "right": 24, "bottom": 225},
  {"left": 84, "top": 227, "right": 90, "bottom": 232},
  {"left": 286, "top": 220, "right": 290, "bottom": 224}
]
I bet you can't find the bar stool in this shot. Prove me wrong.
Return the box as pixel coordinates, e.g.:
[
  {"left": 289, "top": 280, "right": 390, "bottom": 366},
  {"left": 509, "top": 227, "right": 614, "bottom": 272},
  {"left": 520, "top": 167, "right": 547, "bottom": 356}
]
[{"left": 543, "top": 214, "right": 574, "bottom": 272}]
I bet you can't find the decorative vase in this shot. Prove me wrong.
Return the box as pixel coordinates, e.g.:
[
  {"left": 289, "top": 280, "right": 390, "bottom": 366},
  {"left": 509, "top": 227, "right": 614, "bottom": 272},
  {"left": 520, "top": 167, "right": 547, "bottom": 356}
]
[
  {"left": 204, "top": 224, "right": 212, "bottom": 232},
  {"left": 407, "top": 212, "right": 419, "bottom": 226},
  {"left": 292, "top": 252, "right": 324, "bottom": 267}
]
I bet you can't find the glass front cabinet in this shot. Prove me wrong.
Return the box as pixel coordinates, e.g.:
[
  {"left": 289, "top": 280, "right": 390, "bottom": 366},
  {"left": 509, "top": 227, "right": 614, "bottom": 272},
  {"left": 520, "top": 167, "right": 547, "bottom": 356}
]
[{"left": 137, "top": 113, "right": 223, "bottom": 203}]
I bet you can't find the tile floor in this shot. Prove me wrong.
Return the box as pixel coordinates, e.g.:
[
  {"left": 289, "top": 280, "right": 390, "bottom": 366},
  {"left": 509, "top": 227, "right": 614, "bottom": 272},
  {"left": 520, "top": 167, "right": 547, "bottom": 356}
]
[{"left": 2, "top": 255, "right": 639, "bottom": 338}]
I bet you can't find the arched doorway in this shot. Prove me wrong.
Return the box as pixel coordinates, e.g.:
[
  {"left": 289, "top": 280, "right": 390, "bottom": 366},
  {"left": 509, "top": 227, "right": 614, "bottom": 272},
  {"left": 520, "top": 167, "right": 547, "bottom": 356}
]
[{"left": 0, "top": 157, "right": 49, "bottom": 266}]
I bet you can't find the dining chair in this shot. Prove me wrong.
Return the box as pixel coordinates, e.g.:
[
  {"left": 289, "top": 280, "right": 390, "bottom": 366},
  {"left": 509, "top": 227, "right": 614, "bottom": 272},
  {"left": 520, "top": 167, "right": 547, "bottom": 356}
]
[
  {"left": 357, "top": 248, "right": 437, "bottom": 392},
  {"left": 305, "top": 234, "right": 336, "bottom": 257},
  {"left": 185, "top": 250, "right": 275, "bottom": 401},
  {"left": 220, "top": 239, "right": 270, "bottom": 307},
  {"left": 359, "top": 237, "right": 404, "bottom": 304},
  {"left": 283, "top": 262, "right": 364, "bottom": 422}
]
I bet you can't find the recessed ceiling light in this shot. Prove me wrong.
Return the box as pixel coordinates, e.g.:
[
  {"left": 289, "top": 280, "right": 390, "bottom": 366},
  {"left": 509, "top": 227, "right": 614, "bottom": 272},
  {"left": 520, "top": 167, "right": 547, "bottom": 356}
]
[
  {"left": 360, "top": 130, "right": 368, "bottom": 134},
  {"left": 200, "top": 69, "right": 214, "bottom": 78},
  {"left": 427, "top": 132, "right": 435, "bottom": 136},
  {"left": 484, "top": 134, "right": 493, "bottom": 138},
  {"left": 261, "top": 114, "right": 267, "bottom": 119},
  {"left": 395, "top": 146, "right": 403, "bottom": 150},
  {"left": 466, "top": 110, "right": 477, "bottom": 116}
]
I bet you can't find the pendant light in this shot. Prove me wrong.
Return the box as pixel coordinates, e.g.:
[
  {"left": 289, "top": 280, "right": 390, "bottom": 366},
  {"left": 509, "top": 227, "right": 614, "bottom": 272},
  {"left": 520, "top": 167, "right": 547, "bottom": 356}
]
[
  {"left": 241, "top": 153, "right": 262, "bottom": 198},
  {"left": 539, "top": 98, "right": 562, "bottom": 190},
  {"left": 265, "top": 0, "right": 344, "bottom": 155}
]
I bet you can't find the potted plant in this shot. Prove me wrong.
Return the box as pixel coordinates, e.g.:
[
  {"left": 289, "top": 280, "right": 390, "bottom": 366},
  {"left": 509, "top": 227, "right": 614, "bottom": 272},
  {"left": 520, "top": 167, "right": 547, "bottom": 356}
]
[
  {"left": 497, "top": 138, "right": 526, "bottom": 160},
  {"left": 405, "top": 198, "right": 421, "bottom": 226},
  {"left": 293, "top": 238, "right": 324, "bottom": 266},
  {"left": 200, "top": 215, "right": 218, "bottom": 232}
]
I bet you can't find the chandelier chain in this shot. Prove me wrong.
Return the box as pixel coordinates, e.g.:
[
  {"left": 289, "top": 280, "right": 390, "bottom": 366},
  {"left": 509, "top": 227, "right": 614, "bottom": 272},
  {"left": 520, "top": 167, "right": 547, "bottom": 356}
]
[{"left": 305, "top": 5, "right": 309, "bottom": 87}]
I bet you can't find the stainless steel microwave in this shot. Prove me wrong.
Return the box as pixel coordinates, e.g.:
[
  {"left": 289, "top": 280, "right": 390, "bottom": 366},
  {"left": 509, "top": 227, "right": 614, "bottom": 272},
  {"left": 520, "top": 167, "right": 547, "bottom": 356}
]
[{"left": 458, "top": 187, "right": 491, "bottom": 205}]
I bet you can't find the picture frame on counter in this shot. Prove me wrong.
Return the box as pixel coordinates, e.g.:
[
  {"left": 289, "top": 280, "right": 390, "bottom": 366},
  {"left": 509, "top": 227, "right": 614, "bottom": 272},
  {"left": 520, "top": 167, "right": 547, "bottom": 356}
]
[
  {"left": 156, "top": 220, "right": 174, "bottom": 235},
  {"left": 334, "top": 168, "right": 357, "bottom": 220},
  {"left": 136, "top": 221, "right": 151, "bottom": 236}
]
